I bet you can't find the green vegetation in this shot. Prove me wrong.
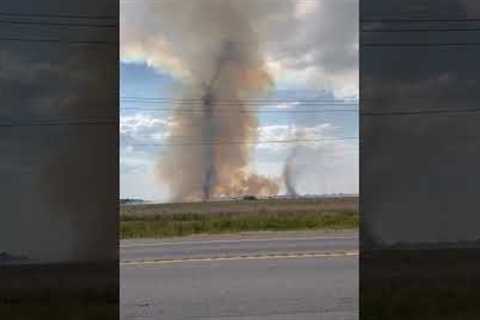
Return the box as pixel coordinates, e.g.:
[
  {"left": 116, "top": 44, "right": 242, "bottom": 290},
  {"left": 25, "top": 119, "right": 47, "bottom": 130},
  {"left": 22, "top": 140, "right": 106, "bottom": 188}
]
[{"left": 121, "top": 208, "right": 358, "bottom": 239}]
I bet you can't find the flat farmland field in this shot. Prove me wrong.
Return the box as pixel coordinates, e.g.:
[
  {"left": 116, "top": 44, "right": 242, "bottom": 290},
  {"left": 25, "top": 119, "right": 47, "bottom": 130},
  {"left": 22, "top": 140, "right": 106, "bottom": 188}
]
[{"left": 120, "top": 197, "right": 359, "bottom": 239}]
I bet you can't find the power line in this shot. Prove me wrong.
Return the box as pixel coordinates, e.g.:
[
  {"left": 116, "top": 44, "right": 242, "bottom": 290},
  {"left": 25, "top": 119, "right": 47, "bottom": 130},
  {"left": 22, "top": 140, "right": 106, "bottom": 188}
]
[
  {"left": 362, "top": 42, "right": 480, "bottom": 48},
  {"left": 127, "top": 137, "right": 359, "bottom": 147},
  {"left": 121, "top": 101, "right": 359, "bottom": 106},
  {"left": 121, "top": 106, "right": 477, "bottom": 116},
  {"left": 121, "top": 107, "right": 358, "bottom": 114},
  {"left": 0, "top": 19, "right": 117, "bottom": 28},
  {"left": 361, "top": 27, "right": 480, "bottom": 33},
  {"left": 123, "top": 134, "right": 358, "bottom": 142},
  {"left": 0, "top": 119, "right": 116, "bottom": 128},
  {"left": 0, "top": 37, "right": 117, "bottom": 45},
  {"left": 121, "top": 103, "right": 358, "bottom": 109},
  {"left": 120, "top": 96, "right": 358, "bottom": 103},
  {"left": 120, "top": 98, "right": 358, "bottom": 108},
  {"left": 361, "top": 107, "right": 480, "bottom": 117},
  {"left": 0, "top": 12, "right": 116, "bottom": 20},
  {"left": 361, "top": 18, "right": 480, "bottom": 23}
]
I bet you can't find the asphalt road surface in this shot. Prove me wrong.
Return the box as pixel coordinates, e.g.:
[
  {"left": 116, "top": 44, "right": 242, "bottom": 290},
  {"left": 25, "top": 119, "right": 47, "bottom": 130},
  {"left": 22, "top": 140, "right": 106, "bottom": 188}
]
[{"left": 121, "top": 231, "right": 358, "bottom": 320}]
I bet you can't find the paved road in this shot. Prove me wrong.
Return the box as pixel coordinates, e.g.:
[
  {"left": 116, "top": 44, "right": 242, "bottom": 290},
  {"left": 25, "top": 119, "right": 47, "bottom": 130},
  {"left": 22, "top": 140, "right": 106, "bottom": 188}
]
[{"left": 121, "top": 231, "right": 358, "bottom": 320}]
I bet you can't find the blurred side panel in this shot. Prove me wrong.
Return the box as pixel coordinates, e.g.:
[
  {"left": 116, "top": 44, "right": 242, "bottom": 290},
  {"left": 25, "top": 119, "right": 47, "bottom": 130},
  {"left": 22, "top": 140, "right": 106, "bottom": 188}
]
[
  {"left": 360, "top": 0, "right": 480, "bottom": 319},
  {"left": 0, "top": 0, "right": 118, "bottom": 319}
]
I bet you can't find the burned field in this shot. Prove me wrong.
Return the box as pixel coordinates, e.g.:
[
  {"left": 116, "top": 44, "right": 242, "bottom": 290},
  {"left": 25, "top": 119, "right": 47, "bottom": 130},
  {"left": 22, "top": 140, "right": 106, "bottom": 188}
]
[{"left": 120, "top": 197, "right": 359, "bottom": 238}]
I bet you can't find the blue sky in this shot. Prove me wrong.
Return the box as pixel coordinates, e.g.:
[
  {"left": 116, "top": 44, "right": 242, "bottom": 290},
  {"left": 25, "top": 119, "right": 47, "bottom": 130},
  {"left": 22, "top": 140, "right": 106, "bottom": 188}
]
[{"left": 120, "top": 0, "right": 358, "bottom": 202}]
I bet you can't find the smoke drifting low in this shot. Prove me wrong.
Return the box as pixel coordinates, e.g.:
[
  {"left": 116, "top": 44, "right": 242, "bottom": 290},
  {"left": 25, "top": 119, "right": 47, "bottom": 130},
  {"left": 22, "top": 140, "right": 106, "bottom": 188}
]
[{"left": 155, "top": 1, "right": 280, "bottom": 200}]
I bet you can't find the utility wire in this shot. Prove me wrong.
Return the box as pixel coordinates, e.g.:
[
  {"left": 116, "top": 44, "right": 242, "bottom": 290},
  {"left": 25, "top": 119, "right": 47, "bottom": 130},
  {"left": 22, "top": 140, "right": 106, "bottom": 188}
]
[
  {"left": 0, "top": 119, "right": 116, "bottom": 127},
  {"left": 120, "top": 99, "right": 358, "bottom": 107},
  {"left": 121, "top": 102, "right": 359, "bottom": 107},
  {"left": 361, "top": 18, "right": 480, "bottom": 23},
  {"left": 0, "top": 19, "right": 117, "bottom": 28},
  {"left": 122, "top": 104, "right": 480, "bottom": 115},
  {"left": 121, "top": 108, "right": 358, "bottom": 114},
  {"left": 362, "top": 42, "right": 480, "bottom": 47},
  {"left": 361, "top": 27, "right": 480, "bottom": 33},
  {"left": 361, "top": 107, "right": 480, "bottom": 116},
  {"left": 0, "top": 12, "right": 116, "bottom": 20},
  {"left": 122, "top": 107, "right": 480, "bottom": 116},
  {"left": 5, "top": 106, "right": 475, "bottom": 128},
  {"left": 120, "top": 96, "right": 358, "bottom": 103},
  {"left": 0, "top": 37, "right": 117, "bottom": 45},
  {"left": 128, "top": 137, "right": 359, "bottom": 147}
]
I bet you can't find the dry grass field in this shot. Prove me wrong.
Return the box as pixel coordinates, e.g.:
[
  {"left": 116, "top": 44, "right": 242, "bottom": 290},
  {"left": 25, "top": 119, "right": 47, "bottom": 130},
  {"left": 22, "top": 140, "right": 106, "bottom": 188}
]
[
  {"left": 120, "top": 197, "right": 359, "bottom": 238},
  {"left": 121, "top": 196, "right": 358, "bottom": 217}
]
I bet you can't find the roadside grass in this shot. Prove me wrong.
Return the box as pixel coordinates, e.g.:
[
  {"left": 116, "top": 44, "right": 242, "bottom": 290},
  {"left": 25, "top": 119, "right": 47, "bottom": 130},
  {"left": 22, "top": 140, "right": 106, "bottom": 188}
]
[{"left": 120, "top": 209, "right": 358, "bottom": 239}]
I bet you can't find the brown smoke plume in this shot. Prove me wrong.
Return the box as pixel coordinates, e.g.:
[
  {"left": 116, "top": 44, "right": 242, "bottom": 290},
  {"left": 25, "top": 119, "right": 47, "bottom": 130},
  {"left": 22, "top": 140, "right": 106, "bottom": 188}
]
[{"left": 156, "top": 1, "right": 280, "bottom": 201}]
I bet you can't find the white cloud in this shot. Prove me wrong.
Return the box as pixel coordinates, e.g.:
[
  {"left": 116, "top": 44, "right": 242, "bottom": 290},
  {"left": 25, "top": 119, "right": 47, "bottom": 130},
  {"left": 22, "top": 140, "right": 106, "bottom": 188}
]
[
  {"left": 120, "top": 113, "right": 173, "bottom": 147},
  {"left": 256, "top": 123, "right": 336, "bottom": 152},
  {"left": 272, "top": 101, "right": 300, "bottom": 110},
  {"left": 294, "top": 0, "right": 320, "bottom": 18},
  {"left": 120, "top": 39, "right": 189, "bottom": 80},
  {"left": 120, "top": 113, "right": 168, "bottom": 134}
]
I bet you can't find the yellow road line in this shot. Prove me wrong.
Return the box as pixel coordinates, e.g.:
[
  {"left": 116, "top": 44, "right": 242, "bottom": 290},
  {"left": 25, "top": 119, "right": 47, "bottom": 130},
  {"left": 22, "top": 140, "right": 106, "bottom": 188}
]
[
  {"left": 120, "top": 236, "right": 357, "bottom": 248},
  {"left": 121, "top": 251, "right": 358, "bottom": 266}
]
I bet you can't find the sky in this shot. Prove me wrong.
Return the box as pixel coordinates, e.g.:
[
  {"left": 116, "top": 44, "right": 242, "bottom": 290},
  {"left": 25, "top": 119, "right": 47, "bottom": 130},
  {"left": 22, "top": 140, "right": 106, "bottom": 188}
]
[{"left": 120, "top": 0, "right": 359, "bottom": 202}]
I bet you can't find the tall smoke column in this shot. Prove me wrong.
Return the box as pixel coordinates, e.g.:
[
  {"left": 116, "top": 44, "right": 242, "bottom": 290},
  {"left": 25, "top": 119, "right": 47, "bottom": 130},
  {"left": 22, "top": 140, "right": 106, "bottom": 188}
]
[{"left": 157, "top": 1, "right": 280, "bottom": 201}]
